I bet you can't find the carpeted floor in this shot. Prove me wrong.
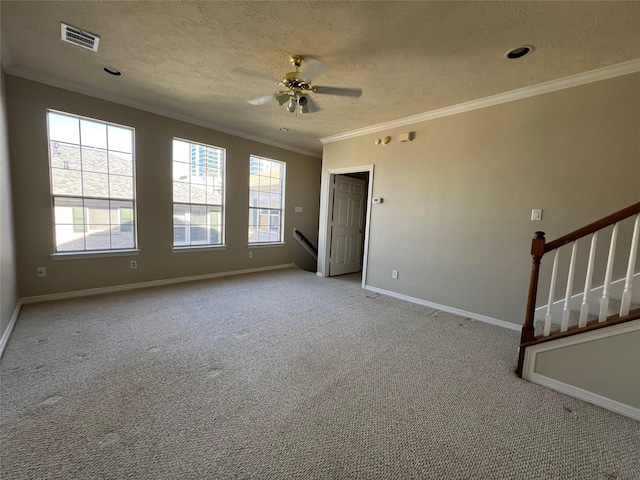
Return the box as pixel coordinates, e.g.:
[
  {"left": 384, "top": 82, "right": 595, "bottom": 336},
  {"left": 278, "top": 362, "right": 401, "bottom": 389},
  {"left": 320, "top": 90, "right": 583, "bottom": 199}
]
[{"left": 1, "top": 267, "right": 638, "bottom": 479}]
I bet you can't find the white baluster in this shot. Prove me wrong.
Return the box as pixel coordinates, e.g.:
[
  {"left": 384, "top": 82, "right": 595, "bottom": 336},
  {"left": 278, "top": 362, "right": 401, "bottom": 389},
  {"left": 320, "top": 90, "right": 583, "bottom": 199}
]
[
  {"left": 561, "top": 241, "right": 579, "bottom": 332},
  {"left": 544, "top": 250, "right": 560, "bottom": 336},
  {"left": 599, "top": 223, "right": 618, "bottom": 322},
  {"left": 620, "top": 214, "right": 640, "bottom": 317},
  {"left": 579, "top": 232, "right": 598, "bottom": 327}
]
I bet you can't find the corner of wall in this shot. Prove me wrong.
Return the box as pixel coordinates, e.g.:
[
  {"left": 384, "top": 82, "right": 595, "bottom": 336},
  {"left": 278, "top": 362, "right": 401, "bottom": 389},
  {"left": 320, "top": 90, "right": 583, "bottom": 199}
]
[{"left": 0, "top": 65, "right": 20, "bottom": 352}]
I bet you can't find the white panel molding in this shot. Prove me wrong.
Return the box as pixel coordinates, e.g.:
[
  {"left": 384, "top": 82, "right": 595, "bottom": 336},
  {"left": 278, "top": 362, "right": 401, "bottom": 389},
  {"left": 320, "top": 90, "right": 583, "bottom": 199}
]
[
  {"left": 0, "top": 301, "right": 22, "bottom": 358},
  {"left": 321, "top": 59, "right": 640, "bottom": 144},
  {"left": 20, "top": 263, "right": 296, "bottom": 305},
  {"left": 364, "top": 285, "right": 520, "bottom": 331},
  {"left": 531, "top": 376, "right": 640, "bottom": 421},
  {"left": 522, "top": 320, "right": 640, "bottom": 421},
  {"left": 3, "top": 66, "right": 321, "bottom": 159},
  {"left": 534, "top": 273, "right": 640, "bottom": 322}
]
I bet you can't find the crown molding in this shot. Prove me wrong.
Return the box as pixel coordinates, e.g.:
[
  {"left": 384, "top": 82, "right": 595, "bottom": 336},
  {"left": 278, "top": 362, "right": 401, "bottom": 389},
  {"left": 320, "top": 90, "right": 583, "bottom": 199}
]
[
  {"left": 3, "top": 65, "right": 322, "bottom": 159},
  {"left": 320, "top": 58, "right": 640, "bottom": 144}
]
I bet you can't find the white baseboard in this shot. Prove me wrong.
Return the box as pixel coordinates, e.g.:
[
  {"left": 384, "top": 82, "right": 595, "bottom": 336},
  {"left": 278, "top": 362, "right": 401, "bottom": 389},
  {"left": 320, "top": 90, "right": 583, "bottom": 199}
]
[
  {"left": 20, "top": 263, "right": 296, "bottom": 305},
  {"left": 364, "top": 285, "right": 520, "bottom": 331},
  {"left": 528, "top": 373, "right": 640, "bottom": 421},
  {"left": 535, "top": 273, "right": 640, "bottom": 323},
  {"left": 0, "top": 300, "right": 22, "bottom": 358}
]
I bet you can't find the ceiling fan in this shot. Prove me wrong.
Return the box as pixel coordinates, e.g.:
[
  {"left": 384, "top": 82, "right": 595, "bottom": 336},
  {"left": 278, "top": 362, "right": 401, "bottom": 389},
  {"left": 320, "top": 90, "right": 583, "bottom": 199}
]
[{"left": 247, "top": 55, "right": 362, "bottom": 114}]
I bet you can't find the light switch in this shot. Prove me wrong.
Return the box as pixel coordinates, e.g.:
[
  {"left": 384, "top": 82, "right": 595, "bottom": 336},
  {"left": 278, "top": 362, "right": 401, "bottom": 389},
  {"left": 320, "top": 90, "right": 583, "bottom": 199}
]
[
  {"left": 295, "top": 206, "right": 303, "bottom": 213},
  {"left": 531, "top": 209, "right": 543, "bottom": 221}
]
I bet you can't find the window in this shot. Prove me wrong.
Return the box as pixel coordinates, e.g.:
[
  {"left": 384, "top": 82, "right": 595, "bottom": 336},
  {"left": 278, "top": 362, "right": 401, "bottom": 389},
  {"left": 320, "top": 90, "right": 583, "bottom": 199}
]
[
  {"left": 249, "top": 155, "right": 285, "bottom": 244},
  {"left": 172, "top": 139, "right": 225, "bottom": 247},
  {"left": 47, "top": 111, "right": 136, "bottom": 253}
]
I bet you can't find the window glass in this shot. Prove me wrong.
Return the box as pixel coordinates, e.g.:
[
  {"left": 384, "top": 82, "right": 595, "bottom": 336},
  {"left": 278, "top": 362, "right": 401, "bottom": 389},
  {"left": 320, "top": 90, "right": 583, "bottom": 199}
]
[
  {"left": 47, "top": 110, "right": 136, "bottom": 253},
  {"left": 172, "top": 139, "right": 225, "bottom": 247},
  {"left": 248, "top": 156, "right": 285, "bottom": 244}
]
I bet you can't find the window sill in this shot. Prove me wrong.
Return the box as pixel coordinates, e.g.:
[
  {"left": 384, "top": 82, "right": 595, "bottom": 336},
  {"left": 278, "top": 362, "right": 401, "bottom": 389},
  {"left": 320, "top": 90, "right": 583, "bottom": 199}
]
[
  {"left": 248, "top": 242, "right": 286, "bottom": 249},
  {"left": 172, "top": 245, "right": 227, "bottom": 253},
  {"left": 51, "top": 249, "right": 140, "bottom": 260}
]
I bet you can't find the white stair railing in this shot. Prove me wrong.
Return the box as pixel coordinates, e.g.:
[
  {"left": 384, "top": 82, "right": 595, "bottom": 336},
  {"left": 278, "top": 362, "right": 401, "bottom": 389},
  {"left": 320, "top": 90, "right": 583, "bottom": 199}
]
[
  {"left": 537, "top": 212, "right": 640, "bottom": 338},
  {"left": 517, "top": 203, "right": 640, "bottom": 378},
  {"left": 579, "top": 232, "right": 598, "bottom": 328},
  {"left": 560, "top": 241, "right": 578, "bottom": 333},
  {"left": 620, "top": 214, "right": 640, "bottom": 317},
  {"left": 599, "top": 223, "right": 618, "bottom": 323}
]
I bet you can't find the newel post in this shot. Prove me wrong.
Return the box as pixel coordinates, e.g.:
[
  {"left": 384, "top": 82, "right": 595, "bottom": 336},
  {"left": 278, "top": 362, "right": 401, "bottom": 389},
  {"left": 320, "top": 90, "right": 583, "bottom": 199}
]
[{"left": 516, "top": 231, "right": 546, "bottom": 377}]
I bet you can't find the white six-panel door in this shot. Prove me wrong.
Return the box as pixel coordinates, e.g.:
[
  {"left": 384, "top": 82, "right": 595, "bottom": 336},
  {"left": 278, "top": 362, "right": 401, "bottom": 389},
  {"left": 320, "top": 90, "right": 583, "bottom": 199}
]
[{"left": 329, "top": 175, "right": 365, "bottom": 276}]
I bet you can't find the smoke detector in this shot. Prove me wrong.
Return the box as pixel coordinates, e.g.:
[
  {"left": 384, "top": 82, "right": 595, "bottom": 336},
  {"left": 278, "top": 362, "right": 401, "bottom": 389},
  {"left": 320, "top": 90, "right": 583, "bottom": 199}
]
[{"left": 60, "top": 23, "right": 100, "bottom": 52}]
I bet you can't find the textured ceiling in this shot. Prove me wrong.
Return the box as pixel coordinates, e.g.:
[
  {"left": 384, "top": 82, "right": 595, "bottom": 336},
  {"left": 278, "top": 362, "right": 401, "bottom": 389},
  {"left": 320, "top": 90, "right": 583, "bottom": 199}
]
[{"left": 2, "top": 1, "right": 640, "bottom": 157}]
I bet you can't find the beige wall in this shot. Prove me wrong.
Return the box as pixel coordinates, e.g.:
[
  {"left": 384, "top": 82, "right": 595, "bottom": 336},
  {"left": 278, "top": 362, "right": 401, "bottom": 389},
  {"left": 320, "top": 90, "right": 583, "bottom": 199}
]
[
  {"left": 1, "top": 67, "right": 18, "bottom": 343},
  {"left": 534, "top": 328, "right": 640, "bottom": 408},
  {"left": 321, "top": 73, "right": 640, "bottom": 324},
  {"left": 6, "top": 75, "right": 321, "bottom": 298}
]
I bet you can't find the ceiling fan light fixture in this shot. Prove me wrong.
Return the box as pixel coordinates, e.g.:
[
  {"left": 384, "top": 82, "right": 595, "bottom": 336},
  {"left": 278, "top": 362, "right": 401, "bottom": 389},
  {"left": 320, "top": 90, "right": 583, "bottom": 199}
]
[
  {"left": 276, "top": 93, "right": 290, "bottom": 106},
  {"left": 298, "top": 95, "right": 309, "bottom": 114},
  {"left": 287, "top": 97, "right": 297, "bottom": 113}
]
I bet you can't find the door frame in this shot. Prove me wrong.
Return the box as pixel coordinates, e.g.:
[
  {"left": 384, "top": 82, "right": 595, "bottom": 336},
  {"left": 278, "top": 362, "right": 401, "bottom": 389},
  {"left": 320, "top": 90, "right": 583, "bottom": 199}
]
[{"left": 317, "top": 165, "right": 374, "bottom": 288}]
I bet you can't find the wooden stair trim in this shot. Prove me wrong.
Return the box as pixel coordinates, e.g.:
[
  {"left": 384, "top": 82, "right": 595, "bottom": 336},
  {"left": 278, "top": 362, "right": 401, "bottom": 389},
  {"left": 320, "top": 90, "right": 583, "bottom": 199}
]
[{"left": 520, "top": 307, "right": 640, "bottom": 349}]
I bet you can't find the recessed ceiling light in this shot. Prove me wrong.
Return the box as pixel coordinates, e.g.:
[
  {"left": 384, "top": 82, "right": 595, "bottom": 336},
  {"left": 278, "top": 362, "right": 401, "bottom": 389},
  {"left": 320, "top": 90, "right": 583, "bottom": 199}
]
[
  {"left": 103, "top": 66, "right": 122, "bottom": 76},
  {"left": 505, "top": 46, "right": 533, "bottom": 59},
  {"left": 279, "top": 127, "right": 289, "bottom": 132}
]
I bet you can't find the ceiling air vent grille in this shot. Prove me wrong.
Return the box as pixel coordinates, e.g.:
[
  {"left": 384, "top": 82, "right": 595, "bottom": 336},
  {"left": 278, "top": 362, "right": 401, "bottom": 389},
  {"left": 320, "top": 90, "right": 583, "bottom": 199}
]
[{"left": 60, "top": 23, "right": 100, "bottom": 52}]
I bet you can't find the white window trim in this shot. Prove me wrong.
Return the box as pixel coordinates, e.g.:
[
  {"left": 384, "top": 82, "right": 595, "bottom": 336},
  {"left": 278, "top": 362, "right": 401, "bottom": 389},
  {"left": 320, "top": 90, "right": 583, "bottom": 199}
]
[
  {"left": 51, "top": 249, "right": 140, "bottom": 260},
  {"left": 247, "top": 243, "right": 286, "bottom": 248},
  {"left": 172, "top": 245, "right": 228, "bottom": 253}
]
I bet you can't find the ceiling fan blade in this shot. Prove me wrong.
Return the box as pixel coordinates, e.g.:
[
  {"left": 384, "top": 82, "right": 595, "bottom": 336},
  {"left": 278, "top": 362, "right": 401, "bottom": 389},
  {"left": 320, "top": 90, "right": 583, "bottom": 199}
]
[
  {"left": 299, "top": 58, "right": 326, "bottom": 82},
  {"left": 234, "top": 67, "right": 279, "bottom": 84},
  {"left": 313, "top": 86, "right": 362, "bottom": 98},
  {"left": 247, "top": 94, "right": 276, "bottom": 106}
]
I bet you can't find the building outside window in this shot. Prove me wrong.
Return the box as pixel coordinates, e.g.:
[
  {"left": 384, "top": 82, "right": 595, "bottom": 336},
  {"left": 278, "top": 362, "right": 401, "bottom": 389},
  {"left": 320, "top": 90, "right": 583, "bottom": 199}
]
[
  {"left": 47, "top": 110, "right": 136, "bottom": 253},
  {"left": 173, "top": 139, "right": 225, "bottom": 247},
  {"left": 249, "top": 155, "right": 285, "bottom": 244}
]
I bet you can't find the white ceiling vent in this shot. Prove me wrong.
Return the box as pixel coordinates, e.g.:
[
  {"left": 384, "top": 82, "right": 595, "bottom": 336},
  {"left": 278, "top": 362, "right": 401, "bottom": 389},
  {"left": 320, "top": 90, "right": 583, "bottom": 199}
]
[{"left": 60, "top": 23, "right": 100, "bottom": 52}]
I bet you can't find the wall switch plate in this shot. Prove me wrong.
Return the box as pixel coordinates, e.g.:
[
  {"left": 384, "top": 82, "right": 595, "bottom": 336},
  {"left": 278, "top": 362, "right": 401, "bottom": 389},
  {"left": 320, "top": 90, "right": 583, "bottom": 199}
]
[
  {"left": 37, "top": 267, "right": 47, "bottom": 278},
  {"left": 373, "top": 197, "right": 383, "bottom": 204},
  {"left": 392, "top": 270, "right": 398, "bottom": 279},
  {"left": 294, "top": 206, "right": 303, "bottom": 213},
  {"left": 248, "top": 251, "right": 253, "bottom": 259},
  {"left": 531, "top": 209, "right": 543, "bottom": 221},
  {"left": 130, "top": 260, "right": 137, "bottom": 269}
]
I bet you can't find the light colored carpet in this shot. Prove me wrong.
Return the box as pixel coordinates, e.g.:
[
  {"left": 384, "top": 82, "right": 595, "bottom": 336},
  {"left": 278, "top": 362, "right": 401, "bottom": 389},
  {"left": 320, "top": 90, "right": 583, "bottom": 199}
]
[{"left": 1, "top": 267, "right": 638, "bottom": 479}]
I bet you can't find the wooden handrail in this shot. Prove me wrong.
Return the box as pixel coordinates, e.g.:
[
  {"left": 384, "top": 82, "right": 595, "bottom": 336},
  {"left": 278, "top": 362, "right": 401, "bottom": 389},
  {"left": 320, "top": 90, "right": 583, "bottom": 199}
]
[
  {"left": 516, "top": 201, "right": 640, "bottom": 377},
  {"left": 545, "top": 201, "right": 640, "bottom": 253}
]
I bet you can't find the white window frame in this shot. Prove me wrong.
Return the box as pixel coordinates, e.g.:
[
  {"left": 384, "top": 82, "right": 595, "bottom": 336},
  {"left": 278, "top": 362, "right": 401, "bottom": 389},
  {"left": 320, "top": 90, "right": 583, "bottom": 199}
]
[
  {"left": 172, "top": 138, "right": 226, "bottom": 249},
  {"left": 47, "top": 110, "right": 137, "bottom": 255},
  {"left": 248, "top": 155, "right": 286, "bottom": 245}
]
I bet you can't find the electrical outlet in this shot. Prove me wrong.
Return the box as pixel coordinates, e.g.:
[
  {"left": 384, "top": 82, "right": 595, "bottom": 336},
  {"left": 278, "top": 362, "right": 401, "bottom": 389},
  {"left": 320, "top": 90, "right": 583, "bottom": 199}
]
[
  {"left": 248, "top": 251, "right": 253, "bottom": 259},
  {"left": 37, "top": 267, "right": 47, "bottom": 278},
  {"left": 392, "top": 270, "right": 398, "bottom": 279},
  {"left": 130, "top": 260, "right": 137, "bottom": 269}
]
